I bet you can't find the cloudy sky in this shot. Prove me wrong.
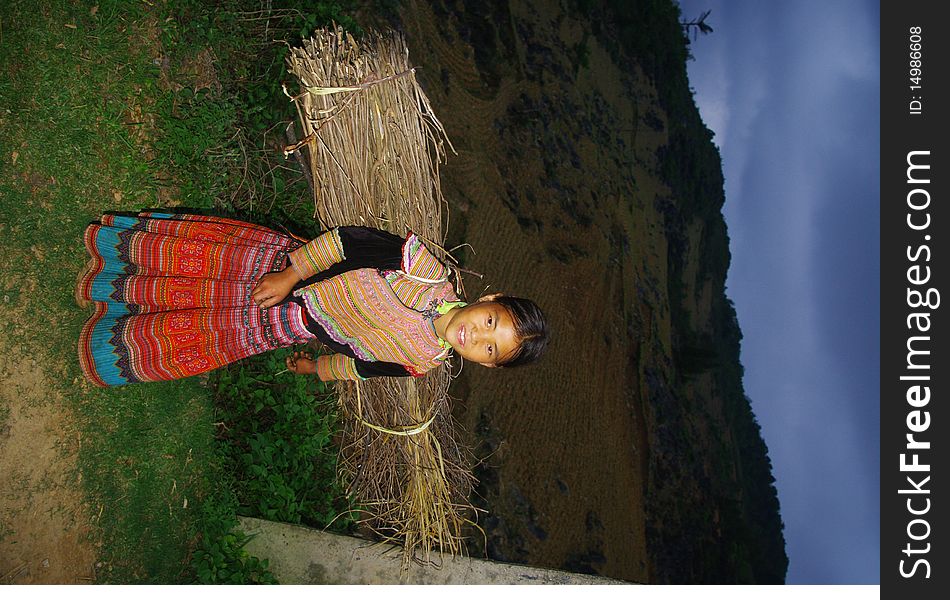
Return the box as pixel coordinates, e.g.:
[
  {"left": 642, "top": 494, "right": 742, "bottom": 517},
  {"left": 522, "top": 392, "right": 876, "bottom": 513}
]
[{"left": 674, "top": 0, "right": 880, "bottom": 584}]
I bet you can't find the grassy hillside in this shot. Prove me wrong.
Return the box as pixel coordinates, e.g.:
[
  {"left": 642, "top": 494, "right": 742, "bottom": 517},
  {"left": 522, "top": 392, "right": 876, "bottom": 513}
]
[{"left": 573, "top": 0, "right": 789, "bottom": 583}]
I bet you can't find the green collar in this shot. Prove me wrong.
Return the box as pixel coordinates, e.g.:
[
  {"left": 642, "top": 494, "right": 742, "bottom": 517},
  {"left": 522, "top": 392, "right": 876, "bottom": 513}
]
[
  {"left": 434, "top": 301, "right": 466, "bottom": 349},
  {"left": 437, "top": 300, "right": 466, "bottom": 315}
]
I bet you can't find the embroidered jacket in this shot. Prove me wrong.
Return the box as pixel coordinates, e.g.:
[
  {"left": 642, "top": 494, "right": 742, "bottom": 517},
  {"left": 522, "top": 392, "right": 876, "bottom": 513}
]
[{"left": 287, "top": 227, "right": 458, "bottom": 381}]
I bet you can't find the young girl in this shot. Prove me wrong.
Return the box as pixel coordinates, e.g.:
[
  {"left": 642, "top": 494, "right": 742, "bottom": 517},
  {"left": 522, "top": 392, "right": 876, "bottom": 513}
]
[{"left": 76, "top": 212, "right": 548, "bottom": 386}]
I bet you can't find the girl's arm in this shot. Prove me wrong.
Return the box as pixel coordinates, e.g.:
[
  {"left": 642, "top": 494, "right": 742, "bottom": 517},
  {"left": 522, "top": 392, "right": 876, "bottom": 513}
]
[
  {"left": 318, "top": 354, "right": 413, "bottom": 381},
  {"left": 253, "top": 226, "right": 399, "bottom": 309},
  {"left": 290, "top": 227, "right": 405, "bottom": 286},
  {"left": 285, "top": 352, "right": 351, "bottom": 381},
  {"left": 315, "top": 353, "right": 361, "bottom": 381},
  {"left": 287, "top": 228, "right": 347, "bottom": 281},
  {"left": 287, "top": 352, "right": 411, "bottom": 381}
]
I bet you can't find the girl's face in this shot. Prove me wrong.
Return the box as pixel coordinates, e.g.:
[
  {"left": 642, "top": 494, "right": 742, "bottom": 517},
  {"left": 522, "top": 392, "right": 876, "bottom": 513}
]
[{"left": 441, "top": 300, "right": 520, "bottom": 367}]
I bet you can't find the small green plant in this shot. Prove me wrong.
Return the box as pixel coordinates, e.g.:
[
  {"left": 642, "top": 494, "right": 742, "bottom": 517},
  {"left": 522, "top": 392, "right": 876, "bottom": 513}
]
[
  {"left": 192, "top": 486, "right": 278, "bottom": 584},
  {"left": 187, "top": 346, "right": 353, "bottom": 584},
  {"left": 192, "top": 532, "right": 277, "bottom": 584},
  {"left": 210, "top": 347, "right": 355, "bottom": 531}
]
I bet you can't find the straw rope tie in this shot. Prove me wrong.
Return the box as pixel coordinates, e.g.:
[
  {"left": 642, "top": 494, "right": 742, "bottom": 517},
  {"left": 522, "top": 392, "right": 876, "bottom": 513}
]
[
  {"left": 355, "top": 413, "right": 436, "bottom": 437},
  {"left": 355, "top": 380, "right": 435, "bottom": 437}
]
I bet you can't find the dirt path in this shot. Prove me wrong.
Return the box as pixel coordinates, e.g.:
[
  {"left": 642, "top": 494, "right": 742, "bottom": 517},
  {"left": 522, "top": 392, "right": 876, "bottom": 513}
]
[{"left": 0, "top": 331, "right": 97, "bottom": 584}]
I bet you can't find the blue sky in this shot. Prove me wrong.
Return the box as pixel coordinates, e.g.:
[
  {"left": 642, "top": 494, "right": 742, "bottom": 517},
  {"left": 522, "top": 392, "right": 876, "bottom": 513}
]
[{"left": 674, "top": 0, "right": 880, "bottom": 584}]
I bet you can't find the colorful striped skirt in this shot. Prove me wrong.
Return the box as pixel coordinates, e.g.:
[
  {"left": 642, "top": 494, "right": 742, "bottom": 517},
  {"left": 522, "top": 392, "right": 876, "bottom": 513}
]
[{"left": 76, "top": 212, "right": 316, "bottom": 387}]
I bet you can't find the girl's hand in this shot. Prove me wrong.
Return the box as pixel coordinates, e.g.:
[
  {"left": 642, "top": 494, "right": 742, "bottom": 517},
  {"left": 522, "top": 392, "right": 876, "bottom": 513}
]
[
  {"left": 251, "top": 268, "right": 299, "bottom": 309},
  {"left": 285, "top": 351, "right": 317, "bottom": 375}
]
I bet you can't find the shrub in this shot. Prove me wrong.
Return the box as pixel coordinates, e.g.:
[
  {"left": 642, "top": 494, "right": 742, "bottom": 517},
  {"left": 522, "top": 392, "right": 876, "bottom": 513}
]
[{"left": 211, "top": 347, "right": 355, "bottom": 531}]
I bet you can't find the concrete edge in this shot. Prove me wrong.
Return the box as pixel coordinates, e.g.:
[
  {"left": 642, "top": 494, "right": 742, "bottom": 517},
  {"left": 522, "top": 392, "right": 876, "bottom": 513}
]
[{"left": 237, "top": 516, "right": 629, "bottom": 585}]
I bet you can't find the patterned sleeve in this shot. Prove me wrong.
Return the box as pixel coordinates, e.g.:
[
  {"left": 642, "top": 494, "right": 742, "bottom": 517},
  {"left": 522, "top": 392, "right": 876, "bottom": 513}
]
[
  {"left": 289, "top": 226, "right": 406, "bottom": 286},
  {"left": 288, "top": 228, "right": 345, "bottom": 280},
  {"left": 289, "top": 226, "right": 448, "bottom": 282},
  {"left": 400, "top": 232, "right": 450, "bottom": 282},
  {"left": 316, "top": 353, "right": 363, "bottom": 382},
  {"left": 315, "top": 353, "right": 412, "bottom": 381}
]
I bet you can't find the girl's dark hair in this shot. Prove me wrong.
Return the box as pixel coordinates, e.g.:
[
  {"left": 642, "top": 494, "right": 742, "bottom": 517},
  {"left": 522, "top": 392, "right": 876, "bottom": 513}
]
[{"left": 492, "top": 296, "right": 550, "bottom": 368}]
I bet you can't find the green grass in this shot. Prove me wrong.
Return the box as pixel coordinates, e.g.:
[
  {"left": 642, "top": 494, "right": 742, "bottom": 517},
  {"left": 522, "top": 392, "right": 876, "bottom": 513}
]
[
  {"left": 78, "top": 382, "right": 216, "bottom": 581},
  {"left": 0, "top": 0, "right": 210, "bottom": 582},
  {"left": 0, "top": 0, "right": 360, "bottom": 583}
]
